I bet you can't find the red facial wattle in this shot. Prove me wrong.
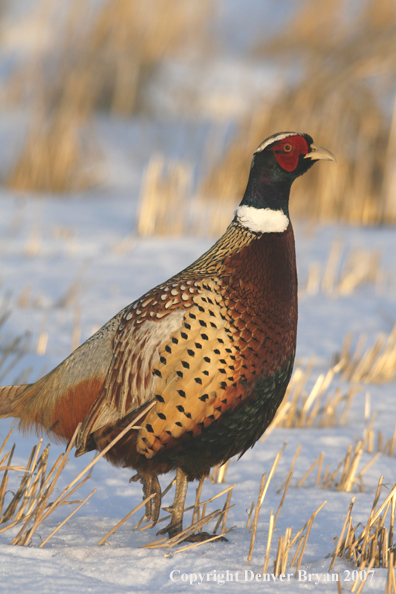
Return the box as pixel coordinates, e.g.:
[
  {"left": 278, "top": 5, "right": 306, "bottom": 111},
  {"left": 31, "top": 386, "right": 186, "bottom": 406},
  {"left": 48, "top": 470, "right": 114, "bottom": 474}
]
[{"left": 270, "top": 136, "right": 309, "bottom": 172}]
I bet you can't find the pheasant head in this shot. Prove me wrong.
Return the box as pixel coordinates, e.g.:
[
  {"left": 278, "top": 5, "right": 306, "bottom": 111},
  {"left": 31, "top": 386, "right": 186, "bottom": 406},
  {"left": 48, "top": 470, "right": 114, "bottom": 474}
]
[{"left": 236, "top": 132, "right": 336, "bottom": 233}]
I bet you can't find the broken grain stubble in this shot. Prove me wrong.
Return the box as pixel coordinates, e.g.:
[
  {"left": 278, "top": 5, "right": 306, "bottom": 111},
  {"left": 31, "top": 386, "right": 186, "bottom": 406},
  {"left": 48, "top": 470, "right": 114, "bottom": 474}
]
[{"left": 0, "top": 401, "right": 155, "bottom": 546}]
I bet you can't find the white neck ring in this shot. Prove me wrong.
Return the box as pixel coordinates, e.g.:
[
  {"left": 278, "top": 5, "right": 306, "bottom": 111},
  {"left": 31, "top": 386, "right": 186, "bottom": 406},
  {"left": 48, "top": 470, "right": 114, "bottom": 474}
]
[{"left": 235, "top": 205, "right": 289, "bottom": 234}]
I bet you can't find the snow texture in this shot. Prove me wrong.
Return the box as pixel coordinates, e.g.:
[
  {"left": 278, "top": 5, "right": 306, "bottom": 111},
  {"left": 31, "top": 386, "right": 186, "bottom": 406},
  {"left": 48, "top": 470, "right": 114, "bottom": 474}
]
[{"left": 0, "top": 188, "right": 395, "bottom": 593}]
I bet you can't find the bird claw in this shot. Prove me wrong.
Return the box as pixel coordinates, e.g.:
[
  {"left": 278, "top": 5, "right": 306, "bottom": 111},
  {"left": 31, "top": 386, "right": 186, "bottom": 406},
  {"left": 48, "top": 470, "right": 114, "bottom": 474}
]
[
  {"left": 156, "top": 524, "right": 228, "bottom": 542},
  {"left": 182, "top": 532, "right": 228, "bottom": 543},
  {"left": 156, "top": 519, "right": 182, "bottom": 538},
  {"left": 143, "top": 475, "right": 162, "bottom": 524},
  {"left": 145, "top": 495, "right": 160, "bottom": 524},
  {"left": 133, "top": 473, "right": 162, "bottom": 525}
]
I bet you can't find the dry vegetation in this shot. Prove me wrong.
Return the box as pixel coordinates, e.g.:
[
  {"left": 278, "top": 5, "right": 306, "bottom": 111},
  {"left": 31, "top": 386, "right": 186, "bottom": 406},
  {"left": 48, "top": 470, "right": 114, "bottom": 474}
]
[
  {"left": 244, "top": 444, "right": 327, "bottom": 575},
  {"left": 264, "top": 359, "right": 359, "bottom": 436},
  {"left": 0, "top": 422, "right": 235, "bottom": 550},
  {"left": 0, "top": 402, "right": 154, "bottom": 546},
  {"left": 136, "top": 154, "right": 236, "bottom": 237},
  {"left": 137, "top": 156, "right": 193, "bottom": 237},
  {"left": 201, "top": 0, "right": 396, "bottom": 227},
  {"left": 295, "top": 440, "right": 381, "bottom": 495},
  {"left": 265, "top": 318, "right": 396, "bottom": 440},
  {"left": 0, "top": 308, "right": 31, "bottom": 385},
  {"left": 139, "top": 442, "right": 328, "bottom": 565},
  {"left": 3, "top": 0, "right": 395, "bottom": 236},
  {"left": 330, "top": 477, "right": 396, "bottom": 574},
  {"left": 4, "top": 0, "right": 212, "bottom": 193},
  {"left": 335, "top": 325, "right": 396, "bottom": 385},
  {"left": 1, "top": 349, "right": 395, "bottom": 586},
  {"left": 302, "top": 239, "right": 384, "bottom": 297}
]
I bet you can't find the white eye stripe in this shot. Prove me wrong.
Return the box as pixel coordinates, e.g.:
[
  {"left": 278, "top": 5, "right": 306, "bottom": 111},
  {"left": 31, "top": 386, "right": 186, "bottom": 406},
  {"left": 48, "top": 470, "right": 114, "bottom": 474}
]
[{"left": 255, "top": 132, "right": 303, "bottom": 154}]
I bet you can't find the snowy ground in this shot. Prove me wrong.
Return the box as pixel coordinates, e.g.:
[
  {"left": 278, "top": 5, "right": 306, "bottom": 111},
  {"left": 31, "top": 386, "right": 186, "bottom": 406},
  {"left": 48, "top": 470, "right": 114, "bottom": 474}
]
[{"left": 0, "top": 188, "right": 395, "bottom": 593}]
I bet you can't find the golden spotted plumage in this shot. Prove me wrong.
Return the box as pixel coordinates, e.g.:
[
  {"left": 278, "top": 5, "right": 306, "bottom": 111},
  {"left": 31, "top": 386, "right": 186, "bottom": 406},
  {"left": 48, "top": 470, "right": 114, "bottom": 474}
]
[{"left": 0, "top": 131, "right": 336, "bottom": 539}]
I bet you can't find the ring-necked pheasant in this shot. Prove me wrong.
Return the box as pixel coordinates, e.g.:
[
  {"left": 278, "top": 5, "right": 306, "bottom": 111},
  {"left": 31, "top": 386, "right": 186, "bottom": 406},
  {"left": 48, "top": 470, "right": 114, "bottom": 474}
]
[{"left": 0, "top": 132, "right": 335, "bottom": 540}]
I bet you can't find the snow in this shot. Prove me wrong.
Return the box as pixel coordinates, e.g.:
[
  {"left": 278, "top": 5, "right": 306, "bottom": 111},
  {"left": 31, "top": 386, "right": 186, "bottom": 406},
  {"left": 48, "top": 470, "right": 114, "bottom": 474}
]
[
  {"left": 0, "top": 187, "right": 395, "bottom": 593},
  {"left": 0, "top": 1, "right": 395, "bottom": 590}
]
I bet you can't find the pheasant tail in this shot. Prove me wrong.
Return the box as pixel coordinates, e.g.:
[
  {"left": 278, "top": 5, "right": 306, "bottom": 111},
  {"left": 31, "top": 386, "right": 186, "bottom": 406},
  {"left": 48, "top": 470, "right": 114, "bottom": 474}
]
[{"left": 0, "top": 384, "right": 29, "bottom": 418}]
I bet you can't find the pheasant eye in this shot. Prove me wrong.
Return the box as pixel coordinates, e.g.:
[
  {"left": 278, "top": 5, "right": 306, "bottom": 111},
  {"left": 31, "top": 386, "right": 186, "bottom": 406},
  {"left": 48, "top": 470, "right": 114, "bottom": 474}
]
[{"left": 283, "top": 143, "right": 293, "bottom": 153}]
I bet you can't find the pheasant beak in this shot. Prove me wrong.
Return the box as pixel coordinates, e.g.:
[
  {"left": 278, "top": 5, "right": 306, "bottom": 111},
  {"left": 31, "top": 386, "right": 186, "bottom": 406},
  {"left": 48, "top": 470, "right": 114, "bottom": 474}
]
[{"left": 304, "top": 143, "right": 336, "bottom": 163}]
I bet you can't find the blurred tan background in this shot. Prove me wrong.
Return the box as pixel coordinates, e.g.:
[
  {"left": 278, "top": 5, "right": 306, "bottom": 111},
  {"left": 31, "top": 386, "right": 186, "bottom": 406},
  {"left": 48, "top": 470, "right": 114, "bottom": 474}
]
[{"left": 1, "top": 0, "right": 396, "bottom": 235}]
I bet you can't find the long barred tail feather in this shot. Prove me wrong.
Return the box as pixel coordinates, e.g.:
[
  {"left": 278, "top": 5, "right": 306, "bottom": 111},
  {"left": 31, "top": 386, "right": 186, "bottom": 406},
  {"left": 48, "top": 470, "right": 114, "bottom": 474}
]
[{"left": 0, "top": 384, "right": 29, "bottom": 419}]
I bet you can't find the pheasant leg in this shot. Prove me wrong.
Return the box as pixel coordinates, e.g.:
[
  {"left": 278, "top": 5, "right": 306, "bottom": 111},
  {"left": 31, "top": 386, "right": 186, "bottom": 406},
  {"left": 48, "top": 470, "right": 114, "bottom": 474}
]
[
  {"left": 131, "top": 472, "right": 161, "bottom": 524},
  {"left": 157, "top": 468, "right": 228, "bottom": 542},
  {"left": 157, "top": 467, "right": 188, "bottom": 538}
]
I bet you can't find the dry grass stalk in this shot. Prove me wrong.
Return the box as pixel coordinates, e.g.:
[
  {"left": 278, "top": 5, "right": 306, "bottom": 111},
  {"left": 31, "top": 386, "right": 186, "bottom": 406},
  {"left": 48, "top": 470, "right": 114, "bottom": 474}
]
[
  {"left": 275, "top": 530, "right": 293, "bottom": 576},
  {"left": 216, "top": 460, "right": 230, "bottom": 484},
  {"left": 246, "top": 501, "right": 255, "bottom": 529},
  {"left": 142, "top": 504, "right": 235, "bottom": 550},
  {"left": 0, "top": 316, "right": 31, "bottom": 386},
  {"left": 277, "top": 445, "right": 302, "bottom": 493},
  {"left": 137, "top": 156, "right": 192, "bottom": 237},
  {"left": 0, "top": 445, "right": 16, "bottom": 520},
  {"left": 0, "top": 439, "right": 49, "bottom": 525},
  {"left": 247, "top": 446, "right": 285, "bottom": 563},
  {"left": 98, "top": 494, "right": 155, "bottom": 546},
  {"left": 274, "top": 535, "right": 282, "bottom": 577},
  {"left": 296, "top": 452, "right": 324, "bottom": 488},
  {"left": 337, "top": 574, "right": 342, "bottom": 594},
  {"left": 360, "top": 409, "right": 396, "bottom": 459},
  {"left": 329, "top": 497, "right": 356, "bottom": 571},
  {"left": 323, "top": 442, "right": 362, "bottom": 492},
  {"left": 214, "top": 487, "right": 233, "bottom": 535},
  {"left": 39, "top": 488, "right": 96, "bottom": 548},
  {"left": 7, "top": 108, "right": 98, "bottom": 193},
  {"left": 262, "top": 452, "right": 326, "bottom": 575},
  {"left": 0, "top": 401, "right": 155, "bottom": 545},
  {"left": 330, "top": 477, "right": 396, "bottom": 570},
  {"left": 263, "top": 501, "right": 326, "bottom": 577},
  {"left": 11, "top": 426, "right": 84, "bottom": 545},
  {"left": 295, "top": 436, "right": 380, "bottom": 493},
  {"left": 294, "top": 514, "right": 315, "bottom": 575},
  {"left": 260, "top": 447, "right": 286, "bottom": 507},
  {"left": 36, "top": 332, "right": 48, "bottom": 356},
  {"left": 267, "top": 359, "right": 358, "bottom": 434},
  {"left": 386, "top": 552, "right": 395, "bottom": 594},
  {"left": 262, "top": 512, "right": 274, "bottom": 574},
  {"left": 0, "top": 428, "right": 14, "bottom": 458},
  {"left": 210, "top": 460, "right": 230, "bottom": 484},
  {"left": 164, "top": 533, "right": 227, "bottom": 556},
  {"left": 320, "top": 239, "right": 344, "bottom": 296},
  {"left": 133, "top": 514, "right": 147, "bottom": 531},
  {"left": 353, "top": 557, "right": 376, "bottom": 594},
  {"left": 274, "top": 468, "right": 293, "bottom": 526},
  {"left": 303, "top": 240, "right": 383, "bottom": 297},
  {"left": 335, "top": 324, "right": 396, "bottom": 385},
  {"left": 6, "top": 0, "right": 212, "bottom": 194},
  {"left": 247, "top": 472, "right": 266, "bottom": 563}
]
